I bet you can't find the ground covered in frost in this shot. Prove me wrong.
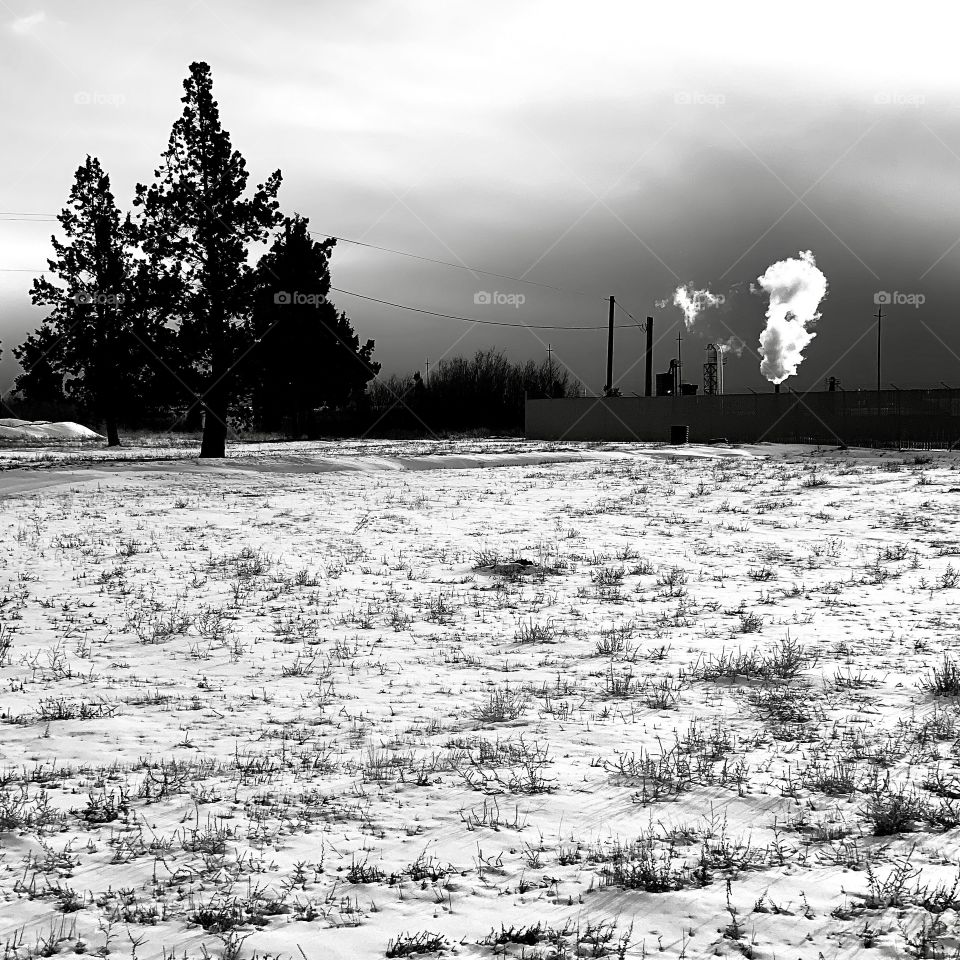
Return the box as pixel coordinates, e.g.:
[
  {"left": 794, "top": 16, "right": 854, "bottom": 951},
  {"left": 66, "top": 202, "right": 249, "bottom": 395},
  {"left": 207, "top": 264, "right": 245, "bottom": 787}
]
[{"left": 2, "top": 441, "right": 960, "bottom": 960}]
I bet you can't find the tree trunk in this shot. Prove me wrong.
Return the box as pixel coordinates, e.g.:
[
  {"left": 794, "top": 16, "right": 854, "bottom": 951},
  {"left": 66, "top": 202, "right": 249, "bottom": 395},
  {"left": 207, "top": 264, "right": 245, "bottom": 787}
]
[
  {"left": 182, "top": 400, "right": 204, "bottom": 432},
  {"left": 105, "top": 417, "right": 120, "bottom": 447},
  {"left": 102, "top": 350, "right": 120, "bottom": 447},
  {"left": 199, "top": 379, "right": 228, "bottom": 457},
  {"left": 200, "top": 245, "right": 229, "bottom": 458}
]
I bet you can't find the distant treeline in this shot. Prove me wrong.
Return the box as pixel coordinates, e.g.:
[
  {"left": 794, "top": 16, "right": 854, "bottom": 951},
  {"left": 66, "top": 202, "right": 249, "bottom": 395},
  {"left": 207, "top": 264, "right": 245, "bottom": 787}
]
[
  {"left": 5, "top": 347, "right": 581, "bottom": 439},
  {"left": 364, "top": 350, "right": 580, "bottom": 436}
]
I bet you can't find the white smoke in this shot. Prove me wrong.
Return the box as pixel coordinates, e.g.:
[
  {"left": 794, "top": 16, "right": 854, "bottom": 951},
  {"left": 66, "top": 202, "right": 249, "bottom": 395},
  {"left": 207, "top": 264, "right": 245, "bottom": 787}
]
[
  {"left": 755, "top": 250, "right": 828, "bottom": 384},
  {"left": 664, "top": 283, "right": 724, "bottom": 330},
  {"left": 656, "top": 283, "right": 725, "bottom": 330},
  {"left": 716, "top": 335, "right": 745, "bottom": 357}
]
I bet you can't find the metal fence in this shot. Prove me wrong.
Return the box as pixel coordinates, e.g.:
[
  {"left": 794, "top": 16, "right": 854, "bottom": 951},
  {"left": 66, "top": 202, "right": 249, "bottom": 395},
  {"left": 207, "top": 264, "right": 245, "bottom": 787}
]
[{"left": 525, "top": 388, "right": 960, "bottom": 448}]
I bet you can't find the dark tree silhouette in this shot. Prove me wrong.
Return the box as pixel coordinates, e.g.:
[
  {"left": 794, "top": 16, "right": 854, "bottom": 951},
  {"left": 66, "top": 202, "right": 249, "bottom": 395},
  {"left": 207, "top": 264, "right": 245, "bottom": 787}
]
[
  {"left": 0, "top": 340, "right": 7, "bottom": 418},
  {"left": 20, "top": 156, "right": 151, "bottom": 445},
  {"left": 135, "top": 61, "right": 281, "bottom": 457},
  {"left": 12, "top": 328, "right": 68, "bottom": 408},
  {"left": 243, "top": 215, "right": 379, "bottom": 432}
]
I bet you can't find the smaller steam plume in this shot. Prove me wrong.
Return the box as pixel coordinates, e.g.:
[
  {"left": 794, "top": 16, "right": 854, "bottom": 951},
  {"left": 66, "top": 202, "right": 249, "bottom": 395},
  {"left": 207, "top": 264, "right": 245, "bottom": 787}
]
[
  {"left": 755, "top": 250, "right": 828, "bottom": 384},
  {"left": 716, "top": 335, "right": 745, "bottom": 357},
  {"left": 658, "top": 283, "right": 724, "bottom": 330}
]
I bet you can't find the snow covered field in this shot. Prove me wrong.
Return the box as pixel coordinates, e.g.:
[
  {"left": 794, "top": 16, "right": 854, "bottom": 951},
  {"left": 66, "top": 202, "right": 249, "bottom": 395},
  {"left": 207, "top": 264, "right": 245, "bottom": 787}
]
[{"left": 2, "top": 441, "right": 960, "bottom": 960}]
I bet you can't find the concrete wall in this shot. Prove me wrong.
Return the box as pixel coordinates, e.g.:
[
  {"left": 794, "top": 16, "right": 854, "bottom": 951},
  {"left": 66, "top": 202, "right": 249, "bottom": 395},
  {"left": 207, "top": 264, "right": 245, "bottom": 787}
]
[{"left": 525, "top": 389, "right": 960, "bottom": 446}]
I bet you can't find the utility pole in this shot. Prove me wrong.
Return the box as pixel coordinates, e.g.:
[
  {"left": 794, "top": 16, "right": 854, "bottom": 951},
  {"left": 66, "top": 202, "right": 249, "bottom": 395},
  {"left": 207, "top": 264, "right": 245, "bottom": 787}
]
[
  {"left": 604, "top": 296, "right": 615, "bottom": 394},
  {"left": 547, "top": 344, "right": 554, "bottom": 395},
  {"left": 676, "top": 327, "right": 683, "bottom": 393},
  {"left": 645, "top": 317, "right": 653, "bottom": 396},
  {"left": 875, "top": 304, "right": 883, "bottom": 394},
  {"left": 425, "top": 359, "right": 430, "bottom": 381}
]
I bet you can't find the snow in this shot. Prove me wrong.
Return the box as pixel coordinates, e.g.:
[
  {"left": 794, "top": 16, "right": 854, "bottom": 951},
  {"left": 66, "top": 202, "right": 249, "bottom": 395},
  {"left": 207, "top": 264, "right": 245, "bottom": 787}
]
[
  {"left": 0, "top": 418, "right": 102, "bottom": 441},
  {"left": 1, "top": 440, "right": 959, "bottom": 960}
]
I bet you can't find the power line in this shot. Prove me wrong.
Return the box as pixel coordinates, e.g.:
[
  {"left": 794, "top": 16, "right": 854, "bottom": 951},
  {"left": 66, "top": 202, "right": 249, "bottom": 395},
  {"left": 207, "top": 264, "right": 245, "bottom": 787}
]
[
  {"left": 0, "top": 211, "right": 654, "bottom": 323},
  {"left": 0, "top": 214, "right": 613, "bottom": 305},
  {"left": 613, "top": 298, "right": 648, "bottom": 330},
  {"left": 329, "top": 286, "right": 636, "bottom": 330},
  {"left": 306, "top": 230, "right": 653, "bottom": 328},
  {"left": 0, "top": 273, "right": 645, "bottom": 330},
  {"left": 308, "top": 230, "right": 603, "bottom": 301},
  {"left": 0, "top": 211, "right": 633, "bottom": 301}
]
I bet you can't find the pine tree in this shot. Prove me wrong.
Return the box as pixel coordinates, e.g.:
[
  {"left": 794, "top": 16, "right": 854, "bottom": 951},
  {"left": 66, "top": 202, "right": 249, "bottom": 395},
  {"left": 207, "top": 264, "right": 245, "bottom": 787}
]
[
  {"left": 134, "top": 61, "right": 281, "bottom": 457},
  {"left": 243, "top": 215, "right": 380, "bottom": 432},
  {"left": 22, "top": 156, "right": 142, "bottom": 445}
]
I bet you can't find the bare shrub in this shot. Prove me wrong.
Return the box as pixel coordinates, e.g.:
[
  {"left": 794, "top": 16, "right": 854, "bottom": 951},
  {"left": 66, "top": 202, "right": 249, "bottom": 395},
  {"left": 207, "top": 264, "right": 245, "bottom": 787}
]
[
  {"left": 472, "top": 687, "right": 528, "bottom": 724},
  {"left": 922, "top": 656, "right": 960, "bottom": 696}
]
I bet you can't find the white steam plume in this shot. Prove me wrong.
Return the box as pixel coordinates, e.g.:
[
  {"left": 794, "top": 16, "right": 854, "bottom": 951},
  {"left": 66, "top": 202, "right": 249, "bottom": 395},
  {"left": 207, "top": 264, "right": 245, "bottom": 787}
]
[
  {"left": 755, "top": 250, "right": 828, "bottom": 384},
  {"left": 657, "top": 283, "right": 724, "bottom": 330},
  {"left": 716, "top": 335, "right": 745, "bottom": 357}
]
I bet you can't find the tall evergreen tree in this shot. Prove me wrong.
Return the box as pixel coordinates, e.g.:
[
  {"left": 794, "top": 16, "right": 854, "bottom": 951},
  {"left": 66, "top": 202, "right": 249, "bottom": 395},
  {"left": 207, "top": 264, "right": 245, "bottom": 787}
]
[
  {"left": 134, "top": 61, "right": 281, "bottom": 457},
  {"left": 244, "top": 215, "right": 379, "bottom": 432},
  {"left": 22, "top": 156, "right": 144, "bottom": 445}
]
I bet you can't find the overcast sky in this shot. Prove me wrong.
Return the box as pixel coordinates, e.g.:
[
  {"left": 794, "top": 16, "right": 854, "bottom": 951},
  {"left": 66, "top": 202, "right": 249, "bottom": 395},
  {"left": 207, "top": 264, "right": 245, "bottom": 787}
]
[{"left": 2, "top": 0, "right": 960, "bottom": 396}]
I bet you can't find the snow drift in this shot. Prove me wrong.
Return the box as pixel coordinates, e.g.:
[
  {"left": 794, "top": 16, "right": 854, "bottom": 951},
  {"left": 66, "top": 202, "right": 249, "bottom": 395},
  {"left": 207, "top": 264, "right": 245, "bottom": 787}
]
[{"left": 0, "top": 419, "right": 103, "bottom": 441}]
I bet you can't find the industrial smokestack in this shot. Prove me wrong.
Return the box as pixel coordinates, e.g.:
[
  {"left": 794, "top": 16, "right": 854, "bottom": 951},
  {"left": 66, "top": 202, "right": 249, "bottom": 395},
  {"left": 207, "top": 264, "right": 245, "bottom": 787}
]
[
  {"left": 774, "top": 383, "right": 781, "bottom": 394},
  {"left": 645, "top": 317, "right": 653, "bottom": 396}
]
